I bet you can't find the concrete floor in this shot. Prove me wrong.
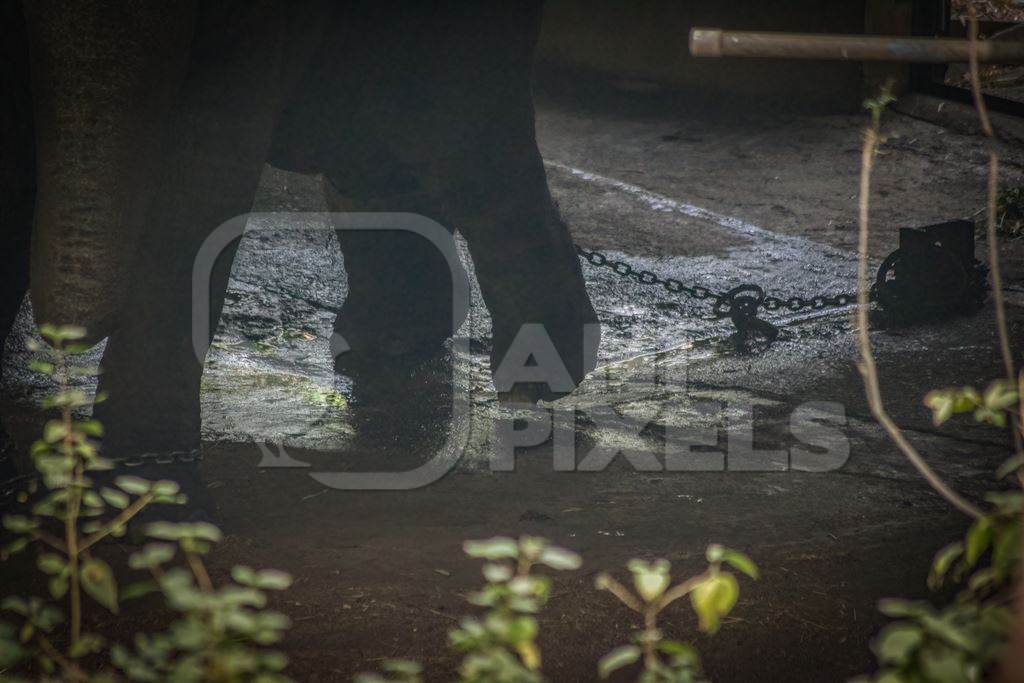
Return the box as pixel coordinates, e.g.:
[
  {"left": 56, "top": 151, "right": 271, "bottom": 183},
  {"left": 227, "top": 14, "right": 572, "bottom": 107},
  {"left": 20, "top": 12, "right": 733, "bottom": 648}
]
[{"left": 3, "top": 79, "right": 1024, "bottom": 681}]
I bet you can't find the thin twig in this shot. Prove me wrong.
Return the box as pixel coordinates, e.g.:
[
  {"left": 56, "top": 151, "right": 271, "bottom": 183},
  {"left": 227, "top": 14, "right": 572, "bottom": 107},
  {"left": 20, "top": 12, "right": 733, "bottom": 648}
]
[
  {"left": 656, "top": 570, "right": 710, "bottom": 610},
  {"left": 29, "top": 528, "right": 68, "bottom": 554},
  {"left": 1018, "top": 369, "right": 1024, "bottom": 489},
  {"left": 855, "top": 112, "right": 984, "bottom": 520},
  {"left": 967, "top": 7, "right": 1022, "bottom": 459},
  {"left": 57, "top": 350, "right": 83, "bottom": 649},
  {"left": 595, "top": 573, "right": 644, "bottom": 613},
  {"left": 186, "top": 551, "right": 214, "bottom": 594},
  {"left": 79, "top": 492, "right": 154, "bottom": 552}
]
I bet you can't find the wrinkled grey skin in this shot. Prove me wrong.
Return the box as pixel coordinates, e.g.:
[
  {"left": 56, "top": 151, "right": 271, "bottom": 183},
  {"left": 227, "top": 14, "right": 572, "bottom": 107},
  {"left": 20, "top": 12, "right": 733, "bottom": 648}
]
[{"left": 0, "top": 0, "right": 598, "bottom": 457}]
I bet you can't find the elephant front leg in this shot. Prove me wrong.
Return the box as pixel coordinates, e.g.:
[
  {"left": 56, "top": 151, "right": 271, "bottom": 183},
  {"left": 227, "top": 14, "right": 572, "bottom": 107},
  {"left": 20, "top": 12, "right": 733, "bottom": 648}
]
[
  {"left": 90, "top": 222, "right": 238, "bottom": 522},
  {"left": 87, "top": 0, "right": 328, "bottom": 461},
  {"left": 92, "top": 217, "right": 241, "bottom": 460},
  {"left": 323, "top": 185, "right": 468, "bottom": 370}
]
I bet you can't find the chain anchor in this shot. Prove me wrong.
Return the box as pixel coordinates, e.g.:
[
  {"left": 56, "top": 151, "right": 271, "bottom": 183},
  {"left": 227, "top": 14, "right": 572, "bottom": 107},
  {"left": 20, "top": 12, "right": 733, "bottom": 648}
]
[{"left": 712, "top": 284, "right": 779, "bottom": 345}]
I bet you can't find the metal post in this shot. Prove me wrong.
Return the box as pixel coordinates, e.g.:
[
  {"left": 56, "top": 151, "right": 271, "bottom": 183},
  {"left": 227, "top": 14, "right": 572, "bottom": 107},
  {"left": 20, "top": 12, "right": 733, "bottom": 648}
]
[{"left": 689, "top": 28, "right": 1024, "bottom": 64}]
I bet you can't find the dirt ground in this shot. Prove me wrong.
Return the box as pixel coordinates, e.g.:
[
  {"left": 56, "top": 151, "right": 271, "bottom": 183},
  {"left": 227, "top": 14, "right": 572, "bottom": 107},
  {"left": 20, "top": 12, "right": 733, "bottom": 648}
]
[{"left": 4, "top": 74, "right": 1024, "bottom": 682}]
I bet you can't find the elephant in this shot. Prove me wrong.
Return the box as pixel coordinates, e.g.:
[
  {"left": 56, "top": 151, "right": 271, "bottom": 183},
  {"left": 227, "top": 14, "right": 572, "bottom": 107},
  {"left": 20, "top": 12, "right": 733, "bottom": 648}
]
[{"left": 0, "top": 0, "right": 599, "bottom": 461}]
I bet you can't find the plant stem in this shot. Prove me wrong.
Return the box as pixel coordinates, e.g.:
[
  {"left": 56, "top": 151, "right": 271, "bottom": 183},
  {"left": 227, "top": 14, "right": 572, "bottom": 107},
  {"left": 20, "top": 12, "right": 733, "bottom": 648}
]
[
  {"left": 655, "top": 571, "right": 711, "bottom": 610},
  {"left": 57, "top": 348, "right": 83, "bottom": 648},
  {"left": 595, "top": 574, "right": 644, "bottom": 613},
  {"left": 79, "top": 492, "right": 155, "bottom": 551},
  {"left": 642, "top": 608, "right": 658, "bottom": 670},
  {"left": 855, "top": 112, "right": 983, "bottom": 519},
  {"left": 187, "top": 551, "right": 214, "bottom": 594},
  {"left": 30, "top": 528, "right": 68, "bottom": 554}
]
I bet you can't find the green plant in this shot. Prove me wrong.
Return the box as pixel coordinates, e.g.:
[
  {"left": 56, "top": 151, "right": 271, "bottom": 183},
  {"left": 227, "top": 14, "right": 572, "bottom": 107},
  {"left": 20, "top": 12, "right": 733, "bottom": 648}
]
[
  {"left": 354, "top": 536, "right": 582, "bottom": 683},
  {"left": 0, "top": 324, "right": 295, "bottom": 682},
  {"left": 852, "top": 12, "right": 1024, "bottom": 676},
  {"left": 450, "top": 536, "right": 581, "bottom": 683},
  {"left": 852, "top": 383, "right": 1022, "bottom": 683},
  {"left": 109, "top": 538, "right": 294, "bottom": 682},
  {"left": 0, "top": 324, "right": 184, "bottom": 680},
  {"left": 594, "top": 545, "right": 757, "bottom": 682}
]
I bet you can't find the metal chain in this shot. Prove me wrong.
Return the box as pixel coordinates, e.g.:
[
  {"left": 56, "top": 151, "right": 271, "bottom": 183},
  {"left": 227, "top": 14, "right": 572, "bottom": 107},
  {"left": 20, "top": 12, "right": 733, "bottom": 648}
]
[
  {"left": 0, "top": 448, "right": 202, "bottom": 502},
  {"left": 574, "top": 244, "right": 865, "bottom": 316}
]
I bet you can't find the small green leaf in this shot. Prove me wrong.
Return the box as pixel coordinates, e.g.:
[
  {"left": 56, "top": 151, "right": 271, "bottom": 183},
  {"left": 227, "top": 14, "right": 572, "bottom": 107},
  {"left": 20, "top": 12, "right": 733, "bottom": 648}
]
[
  {"left": 720, "top": 548, "right": 759, "bottom": 580},
  {"left": 80, "top": 557, "right": 118, "bottom": 613},
  {"left": 253, "top": 569, "right": 292, "bottom": 591},
  {"left": 463, "top": 537, "right": 519, "bottom": 560},
  {"left": 122, "top": 581, "right": 159, "bottom": 601},
  {"left": 629, "top": 559, "right": 671, "bottom": 603},
  {"left": 100, "top": 487, "right": 130, "bottom": 510},
  {"left": 2, "top": 537, "right": 29, "bottom": 558},
  {"left": 39, "top": 324, "right": 87, "bottom": 341},
  {"left": 1, "top": 597, "right": 29, "bottom": 616},
  {"left": 42, "top": 420, "right": 68, "bottom": 444},
  {"left": 967, "top": 567, "right": 996, "bottom": 592},
  {"left": 983, "top": 380, "right": 1018, "bottom": 412},
  {"left": 928, "top": 542, "right": 964, "bottom": 591},
  {"left": 690, "top": 572, "right": 739, "bottom": 633},
  {"left": 232, "top": 565, "right": 257, "bottom": 585},
  {"left": 115, "top": 476, "right": 152, "bottom": 496},
  {"left": 49, "top": 573, "right": 69, "bottom": 600},
  {"left": 997, "top": 455, "right": 1024, "bottom": 480},
  {"left": 985, "top": 491, "right": 1024, "bottom": 515},
  {"left": 2, "top": 515, "right": 37, "bottom": 533},
  {"left": 597, "top": 645, "right": 641, "bottom": 679},
  {"left": 69, "top": 632, "right": 104, "bottom": 659},
  {"left": 78, "top": 420, "right": 104, "bottom": 437},
  {"left": 128, "top": 543, "right": 176, "bottom": 570},
  {"left": 965, "top": 518, "right": 993, "bottom": 566},
  {"left": 874, "top": 622, "right": 923, "bottom": 664},
  {"left": 878, "top": 599, "right": 929, "bottom": 619},
  {"left": 37, "top": 553, "right": 66, "bottom": 575},
  {"left": 28, "top": 360, "right": 54, "bottom": 374},
  {"left": 992, "top": 524, "right": 1019, "bottom": 580},
  {"left": 145, "top": 521, "right": 184, "bottom": 540},
  {"left": 537, "top": 545, "right": 582, "bottom": 571},
  {"left": 706, "top": 544, "right": 725, "bottom": 562},
  {"left": 482, "top": 563, "right": 514, "bottom": 583},
  {"left": 151, "top": 480, "right": 180, "bottom": 497}
]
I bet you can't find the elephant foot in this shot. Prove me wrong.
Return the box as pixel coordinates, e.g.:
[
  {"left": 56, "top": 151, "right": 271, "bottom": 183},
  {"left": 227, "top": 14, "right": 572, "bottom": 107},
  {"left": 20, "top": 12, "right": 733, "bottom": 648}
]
[
  {"left": 340, "top": 350, "right": 455, "bottom": 465},
  {"left": 334, "top": 225, "right": 468, "bottom": 369},
  {"left": 92, "top": 320, "right": 205, "bottom": 466},
  {"left": 487, "top": 250, "right": 600, "bottom": 405}
]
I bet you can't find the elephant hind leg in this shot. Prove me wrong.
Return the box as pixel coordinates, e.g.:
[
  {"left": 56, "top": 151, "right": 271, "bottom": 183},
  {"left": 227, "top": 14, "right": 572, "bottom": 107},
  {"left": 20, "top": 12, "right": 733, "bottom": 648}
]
[{"left": 451, "top": 143, "right": 599, "bottom": 403}]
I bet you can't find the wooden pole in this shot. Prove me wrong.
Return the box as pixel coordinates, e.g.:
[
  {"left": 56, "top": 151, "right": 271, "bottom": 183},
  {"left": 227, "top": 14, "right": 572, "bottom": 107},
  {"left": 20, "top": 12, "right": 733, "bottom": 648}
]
[{"left": 690, "top": 28, "right": 1024, "bottom": 64}]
